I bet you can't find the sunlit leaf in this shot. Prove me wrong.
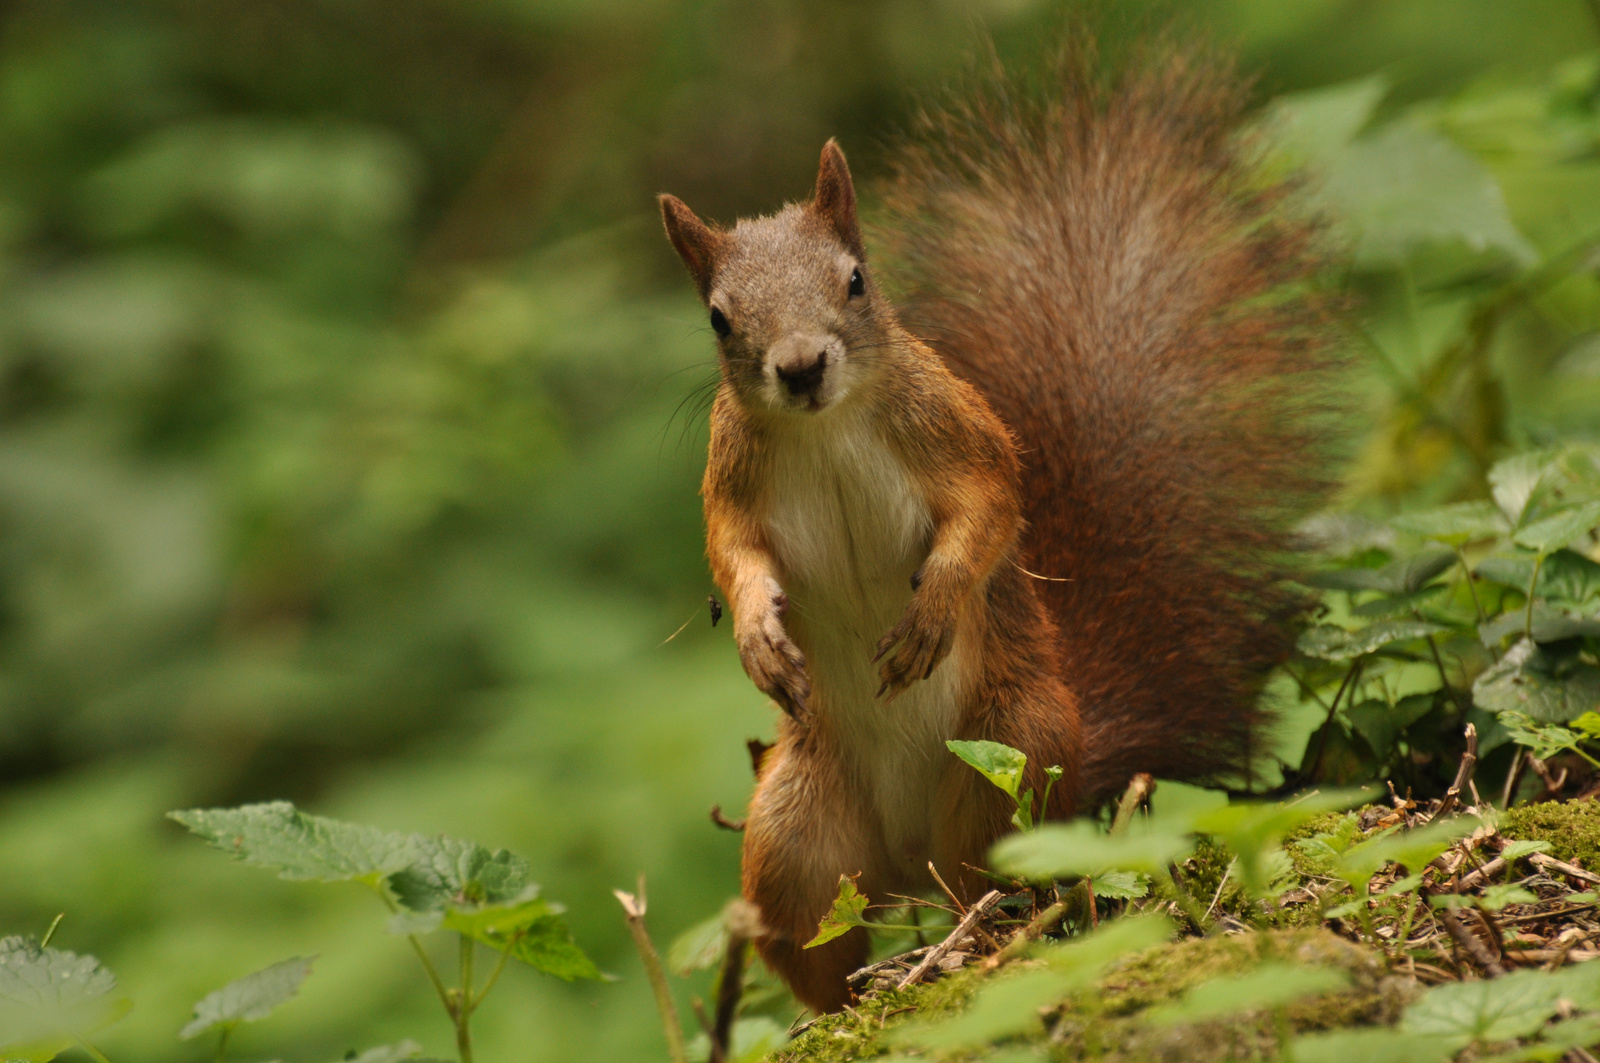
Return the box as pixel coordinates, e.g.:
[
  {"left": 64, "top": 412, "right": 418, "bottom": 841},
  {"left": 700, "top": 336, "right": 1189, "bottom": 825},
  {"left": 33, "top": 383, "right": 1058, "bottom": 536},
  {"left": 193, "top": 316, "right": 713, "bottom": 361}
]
[
  {"left": 1391, "top": 501, "right": 1509, "bottom": 546},
  {"left": 1513, "top": 501, "right": 1600, "bottom": 556},
  {"left": 991, "top": 819, "right": 1192, "bottom": 881},
  {"left": 443, "top": 894, "right": 602, "bottom": 981},
  {"left": 180, "top": 956, "right": 315, "bottom": 1040},
  {"left": 804, "top": 875, "right": 867, "bottom": 949},
  {"left": 1090, "top": 870, "right": 1149, "bottom": 900},
  {"left": 386, "top": 835, "right": 532, "bottom": 910},
  {"left": 1492, "top": 452, "right": 1560, "bottom": 527},
  {"left": 946, "top": 740, "right": 1026, "bottom": 800},
  {"left": 1192, "top": 789, "right": 1372, "bottom": 896}
]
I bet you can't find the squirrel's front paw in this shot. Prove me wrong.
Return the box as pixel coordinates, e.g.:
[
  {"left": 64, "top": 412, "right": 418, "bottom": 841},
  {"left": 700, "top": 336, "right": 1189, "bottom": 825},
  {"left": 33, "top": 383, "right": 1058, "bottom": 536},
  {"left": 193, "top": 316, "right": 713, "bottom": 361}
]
[
  {"left": 737, "top": 589, "right": 811, "bottom": 721},
  {"left": 873, "top": 601, "right": 955, "bottom": 699}
]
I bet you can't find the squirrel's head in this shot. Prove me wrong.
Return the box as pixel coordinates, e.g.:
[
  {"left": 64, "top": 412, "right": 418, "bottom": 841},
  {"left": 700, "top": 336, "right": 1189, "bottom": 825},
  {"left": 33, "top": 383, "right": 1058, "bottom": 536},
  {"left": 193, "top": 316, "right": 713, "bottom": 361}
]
[{"left": 659, "top": 140, "right": 892, "bottom": 416}]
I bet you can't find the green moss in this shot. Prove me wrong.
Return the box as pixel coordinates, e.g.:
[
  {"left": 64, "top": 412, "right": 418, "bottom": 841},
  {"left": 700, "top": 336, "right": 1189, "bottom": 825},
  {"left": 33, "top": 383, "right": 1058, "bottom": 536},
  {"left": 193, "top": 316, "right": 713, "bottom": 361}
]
[
  {"left": 766, "top": 928, "right": 1402, "bottom": 1062},
  {"left": 1501, "top": 797, "right": 1600, "bottom": 870}
]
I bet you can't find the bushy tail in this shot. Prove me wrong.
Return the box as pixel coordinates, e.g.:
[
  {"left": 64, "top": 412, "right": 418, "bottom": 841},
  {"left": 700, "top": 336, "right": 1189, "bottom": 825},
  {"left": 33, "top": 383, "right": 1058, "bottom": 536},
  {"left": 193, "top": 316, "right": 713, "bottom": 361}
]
[{"left": 875, "top": 36, "right": 1345, "bottom": 801}]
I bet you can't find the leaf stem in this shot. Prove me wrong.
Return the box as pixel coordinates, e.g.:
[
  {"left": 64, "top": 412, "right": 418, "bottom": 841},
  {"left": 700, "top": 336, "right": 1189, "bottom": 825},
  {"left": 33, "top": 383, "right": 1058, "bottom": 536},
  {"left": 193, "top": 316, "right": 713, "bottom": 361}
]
[
  {"left": 40, "top": 912, "right": 64, "bottom": 948},
  {"left": 372, "top": 885, "right": 455, "bottom": 1018},
  {"left": 472, "top": 939, "right": 516, "bottom": 1011},
  {"left": 456, "top": 935, "right": 474, "bottom": 1063},
  {"left": 1524, "top": 553, "right": 1546, "bottom": 642},
  {"left": 76, "top": 1041, "right": 112, "bottom": 1063},
  {"left": 215, "top": 1025, "right": 231, "bottom": 1062}
]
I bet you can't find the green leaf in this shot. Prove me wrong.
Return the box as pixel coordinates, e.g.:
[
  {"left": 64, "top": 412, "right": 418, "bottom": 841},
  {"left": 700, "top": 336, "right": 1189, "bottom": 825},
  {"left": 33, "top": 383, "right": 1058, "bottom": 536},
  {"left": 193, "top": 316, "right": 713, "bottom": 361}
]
[
  {"left": 1480, "top": 603, "right": 1600, "bottom": 647},
  {"left": 1500, "top": 839, "right": 1554, "bottom": 862},
  {"left": 0, "top": 937, "right": 129, "bottom": 1062},
  {"left": 443, "top": 895, "right": 602, "bottom": 981},
  {"left": 1090, "top": 870, "right": 1149, "bottom": 900},
  {"left": 1479, "top": 884, "right": 1538, "bottom": 911},
  {"left": 1266, "top": 76, "right": 1387, "bottom": 165},
  {"left": 991, "top": 819, "right": 1192, "bottom": 881},
  {"left": 1321, "top": 120, "right": 1537, "bottom": 268},
  {"left": 1473, "top": 639, "right": 1600, "bottom": 723},
  {"left": 804, "top": 875, "right": 868, "bottom": 949},
  {"left": 1192, "top": 789, "right": 1372, "bottom": 896},
  {"left": 890, "top": 916, "right": 1170, "bottom": 1049},
  {"left": 1297, "top": 620, "right": 1451, "bottom": 661},
  {"left": 1391, "top": 501, "right": 1509, "bottom": 546},
  {"left": 1575, "top": 711, "right": 1600, "bottom": 737},
  {"left": 1345, "top": 695, "right": 1435, "bottom": 760},
  {"left": 1403, "top": 967, "right": 1564, "bottom": 1042},
  {"left": 179, "top": 956, "right": 315, "bottom": 1040},
  {"left": 1540, "top": 551, "right": 1600, "bottom": 608},
  {"left": 386, "top": 835, "right": 531, "bottom": 910},
  {"left": 1492, "top": 452, "right": 1559, "bottom": 527},
  {"left": 1333, "top": 817, "right": 1478, "bottom": 892},
  {"left": 946, "top": 740, "right": 1027, "bottom": 800},
  {"left": 168, "top": 802, "right": 417, "bottom": 886},
  {"left": 1145, "top": 962, "right": 1349, "bottom": 1025},
  {"left": 667, "top": 908, "right": 730, "bottom": 976},
  {"left": 1307, "top": 549, "right": 1455, "bottom": 595},
  {"left": 1291, "top": 1027, "right": 1462, "bottom": 1063},
  {"left": 1513, "top": 501, "right": 1600, "bottom": 556}
]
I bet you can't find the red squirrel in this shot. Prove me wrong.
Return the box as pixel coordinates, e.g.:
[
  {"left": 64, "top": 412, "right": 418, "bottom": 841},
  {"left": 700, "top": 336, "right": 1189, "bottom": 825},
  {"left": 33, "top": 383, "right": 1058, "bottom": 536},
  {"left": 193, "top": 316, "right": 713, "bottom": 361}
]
[{"left": 658, "top": 41, "right": 1340, "bottom": 1013}]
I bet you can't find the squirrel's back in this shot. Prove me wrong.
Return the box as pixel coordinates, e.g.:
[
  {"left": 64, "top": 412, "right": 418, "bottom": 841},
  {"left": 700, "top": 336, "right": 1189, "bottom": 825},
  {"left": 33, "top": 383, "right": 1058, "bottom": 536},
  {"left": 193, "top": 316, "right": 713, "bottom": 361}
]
[{"left": 876, "top": 38, "right": 1345, "bottom": 801}]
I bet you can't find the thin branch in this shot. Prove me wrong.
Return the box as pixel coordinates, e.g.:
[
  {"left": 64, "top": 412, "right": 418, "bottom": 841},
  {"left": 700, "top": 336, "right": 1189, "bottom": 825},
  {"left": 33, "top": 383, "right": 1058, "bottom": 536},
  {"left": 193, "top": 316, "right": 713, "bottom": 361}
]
[
  {"left": 898, "top": 890, "right": 1002, "bottom": 989},
  {"left": 984, "top": 896, "right": 1069, "bottom": 970},
  {"left": 1433, "top": 723, "right": 1478, "bottom": 820},
  {"left": 1111, "top": 774, "right": 1155, "bottom": 836},
  {"left": 710, "top": 924, "right": 749, "bottom": 1063}
]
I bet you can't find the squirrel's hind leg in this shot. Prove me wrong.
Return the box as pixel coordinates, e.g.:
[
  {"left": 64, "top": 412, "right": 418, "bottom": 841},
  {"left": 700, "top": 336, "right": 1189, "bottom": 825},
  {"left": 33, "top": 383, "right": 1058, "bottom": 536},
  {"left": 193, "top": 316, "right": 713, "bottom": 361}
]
[{"left": 741, "top": 734, "right": 883, "bottom": 1014}]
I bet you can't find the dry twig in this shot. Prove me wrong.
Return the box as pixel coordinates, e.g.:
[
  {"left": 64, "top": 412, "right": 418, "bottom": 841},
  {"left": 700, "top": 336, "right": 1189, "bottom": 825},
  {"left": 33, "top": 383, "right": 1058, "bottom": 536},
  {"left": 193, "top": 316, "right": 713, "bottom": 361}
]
[{"left": 897, "top": 890, "right": 1003, "bottom": 990}]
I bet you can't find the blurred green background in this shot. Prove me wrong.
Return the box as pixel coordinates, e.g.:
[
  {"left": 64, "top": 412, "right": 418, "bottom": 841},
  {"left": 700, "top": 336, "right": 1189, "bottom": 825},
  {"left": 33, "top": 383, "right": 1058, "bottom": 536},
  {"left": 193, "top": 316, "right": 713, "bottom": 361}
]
[{"left": 2, "top": 0, "right": 1600, "bottom": 1060}]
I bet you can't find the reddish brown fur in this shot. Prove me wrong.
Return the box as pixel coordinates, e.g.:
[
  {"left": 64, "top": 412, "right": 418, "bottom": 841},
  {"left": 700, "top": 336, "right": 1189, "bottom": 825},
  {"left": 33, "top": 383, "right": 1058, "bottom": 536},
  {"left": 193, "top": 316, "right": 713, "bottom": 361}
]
[{"left": 659, "top": 40, "right": 1340, "bottom": 1016}]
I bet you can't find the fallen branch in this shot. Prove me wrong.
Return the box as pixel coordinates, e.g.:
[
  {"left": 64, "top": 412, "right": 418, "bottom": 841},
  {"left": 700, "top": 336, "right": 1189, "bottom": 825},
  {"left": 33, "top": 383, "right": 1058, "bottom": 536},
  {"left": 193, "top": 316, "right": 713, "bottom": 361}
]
[
  {"left": 1532, "top": 853, "right": 1600, "bottom": 887},
  {"left": 1111, "top": 774, "right": 1155, "bottom": 837},
  {"left": 897, "top": 890, "right": 1002, "bottom": 990},
  {"left": 984, "top": 897, "right": 1070, "bottom": 971}
]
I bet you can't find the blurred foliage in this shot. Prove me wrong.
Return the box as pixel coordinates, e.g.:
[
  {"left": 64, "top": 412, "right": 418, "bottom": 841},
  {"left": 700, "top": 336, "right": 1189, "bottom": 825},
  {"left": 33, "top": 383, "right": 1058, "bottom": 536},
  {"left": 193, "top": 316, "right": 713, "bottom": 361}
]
[{"left": 0, "top": 0, "right": 1599, "bottom": 1061}]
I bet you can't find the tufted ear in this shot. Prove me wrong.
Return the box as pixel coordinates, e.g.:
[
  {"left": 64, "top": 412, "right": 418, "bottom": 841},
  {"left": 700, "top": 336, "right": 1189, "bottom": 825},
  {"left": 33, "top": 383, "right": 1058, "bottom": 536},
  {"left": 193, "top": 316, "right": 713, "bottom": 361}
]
[
  {"left": 812, "top": 139, "right": 864, "bottom": 260},
  {"left": 659, "top": 194, "right": 726, "bottom": 301}
]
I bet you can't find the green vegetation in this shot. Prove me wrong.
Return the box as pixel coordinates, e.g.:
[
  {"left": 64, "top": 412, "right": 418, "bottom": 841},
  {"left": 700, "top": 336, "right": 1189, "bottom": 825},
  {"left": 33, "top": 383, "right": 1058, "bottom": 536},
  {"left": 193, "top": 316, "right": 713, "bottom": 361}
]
[{"left": 3, "top": 0, "right": 1600, "bottom": 1061}]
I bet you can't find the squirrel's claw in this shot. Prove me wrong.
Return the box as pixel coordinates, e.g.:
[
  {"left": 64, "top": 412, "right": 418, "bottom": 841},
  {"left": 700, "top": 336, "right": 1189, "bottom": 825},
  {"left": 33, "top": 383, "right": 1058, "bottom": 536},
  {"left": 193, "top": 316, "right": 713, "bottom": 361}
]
[
  {"left": 875, "top": 603, "right": 954, "bottom": 699},
  {"left": 738, "top": 604, "right": 812, "bottom": 724}
]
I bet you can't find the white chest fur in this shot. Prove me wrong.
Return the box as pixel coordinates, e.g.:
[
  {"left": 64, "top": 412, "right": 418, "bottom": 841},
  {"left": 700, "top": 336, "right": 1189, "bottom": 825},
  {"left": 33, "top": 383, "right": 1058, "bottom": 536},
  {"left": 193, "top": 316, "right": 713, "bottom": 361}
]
[{"left": 760, "top": 410, "right": 970, "bottom": 867}]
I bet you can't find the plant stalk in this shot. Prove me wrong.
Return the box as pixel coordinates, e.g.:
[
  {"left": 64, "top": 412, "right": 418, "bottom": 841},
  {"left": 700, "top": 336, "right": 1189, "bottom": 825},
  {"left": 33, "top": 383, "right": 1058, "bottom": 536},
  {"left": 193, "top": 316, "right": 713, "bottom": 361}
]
[
  {"left": 616, "top": 881, "right": 690, "bottom": 1063},
  {"left": 456, "top": 935, "right": 474, "bottom": 1063},
  {"left": 76, "top": 1041, "right": 112, "bottom": 1063}
]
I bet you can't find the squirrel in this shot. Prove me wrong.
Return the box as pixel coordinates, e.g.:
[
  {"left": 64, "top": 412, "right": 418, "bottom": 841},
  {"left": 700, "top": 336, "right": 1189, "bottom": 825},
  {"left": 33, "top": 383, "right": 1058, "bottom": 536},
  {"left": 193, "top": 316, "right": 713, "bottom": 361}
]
[{"left": 658, "top": 39, "right": 1340, "bottom": 1014}]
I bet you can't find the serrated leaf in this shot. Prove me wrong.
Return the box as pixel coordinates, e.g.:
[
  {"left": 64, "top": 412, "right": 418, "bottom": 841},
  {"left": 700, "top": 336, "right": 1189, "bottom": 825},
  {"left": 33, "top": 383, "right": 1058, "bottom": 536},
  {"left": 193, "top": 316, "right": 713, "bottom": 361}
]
[
  {"left": 1513, "top": 501, "right": 1600, "bottom": 556},
  {"left": 804, "top": 875, "right": 867, "bottom": 949},
  {"left": 1474, "top": 639, "right": 1600, "bottom": 722},
  {"left": 1090, "top": 869, "right": 1148, "bottom": 900},
  {"left": 168, "top": 802, "right": 417, "bottom": 885},
  {"left": 1345, "top": 695, "right": 1435, "bottom": 759},
  {"left": 1291, "top": 1027, "right": 1462, "bottom": 1063},
  {"left": 1146, "top": 962, "right": 1349, "bottom": 1025},
  {"left": 1501, "top": 839, "right": 1554, "bottom": 862},
  {"left": 0, "top": 937, "right": 129, "bottom": 1060},
  {"left": 1541, "top": 551, "right": 1600, "bottom": 608},
  {"left": 945, "top": 740, "right": 1026, "bottom": 800},
  {"left": 1392, "top": 501, "right": 1509, "bottom": 546},
  {"left": 1298, "top": 620, "right": 1451, "bottom": 660},
  {"left": 386, "top": 835, "right": 531, "bottom": 911},
  {"left": 1403, "top": 968, "right": 1563, "bottom": 1041},
  {"left": 1267, "top": 76, "right": 1387, "bottom": 165},
  {"left": 443, "top": 896, "right": 602, "bottom": 981},
  {"left": 991, "top": 819, "right": 1192, "bottom": 881},
  {"left": 179, "top": 956, "right": 315, "bottom": 1040},
  {"left": 1308, "top": 550, "right": 1455, "bottom": 595},
  {"left": 1479, "top": 884, "right": 1538, "bottom": 911}
]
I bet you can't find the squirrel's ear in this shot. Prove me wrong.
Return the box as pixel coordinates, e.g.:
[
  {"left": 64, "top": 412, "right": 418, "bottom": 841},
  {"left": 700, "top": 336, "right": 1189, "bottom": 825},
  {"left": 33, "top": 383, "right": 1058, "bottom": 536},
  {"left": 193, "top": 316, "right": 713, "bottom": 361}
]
[
  {"left": 812, "top": 139, "right": 864, "bottom": 261},
  {"left": 659, "top": 194, "right": 725, "bottom": 301}
]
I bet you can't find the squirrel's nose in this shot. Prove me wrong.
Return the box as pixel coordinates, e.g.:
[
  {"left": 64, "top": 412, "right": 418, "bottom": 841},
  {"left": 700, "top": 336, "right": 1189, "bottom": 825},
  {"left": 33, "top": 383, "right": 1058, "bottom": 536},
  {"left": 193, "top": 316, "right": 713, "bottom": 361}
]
[{"left": 775, "top": 351, "right": 827, "bottom": 397}]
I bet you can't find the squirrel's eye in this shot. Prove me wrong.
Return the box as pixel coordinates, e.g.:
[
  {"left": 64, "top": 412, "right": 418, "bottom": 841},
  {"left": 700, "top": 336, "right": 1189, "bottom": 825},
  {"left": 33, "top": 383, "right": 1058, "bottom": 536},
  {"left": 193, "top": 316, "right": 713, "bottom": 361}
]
[
  {"left": 710, "top": 307, "right": 731, "bottom": 337},
  {"left": 848, "top": 267, "right": 865, "bottom": 298}
]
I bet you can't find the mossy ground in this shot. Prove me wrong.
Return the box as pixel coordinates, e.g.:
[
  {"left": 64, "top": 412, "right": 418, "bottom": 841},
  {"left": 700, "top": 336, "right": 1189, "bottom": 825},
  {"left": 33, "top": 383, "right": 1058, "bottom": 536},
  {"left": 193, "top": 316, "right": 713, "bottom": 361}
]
[
  {"left": 769, "top": 928, "right": 1403, "bottom": 1062},
  {"left": 1500, "top": 797, "right": 1600, "bottom": 869}
]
